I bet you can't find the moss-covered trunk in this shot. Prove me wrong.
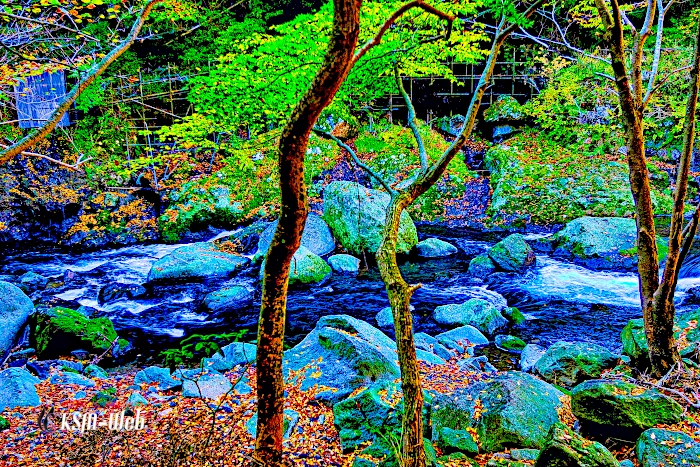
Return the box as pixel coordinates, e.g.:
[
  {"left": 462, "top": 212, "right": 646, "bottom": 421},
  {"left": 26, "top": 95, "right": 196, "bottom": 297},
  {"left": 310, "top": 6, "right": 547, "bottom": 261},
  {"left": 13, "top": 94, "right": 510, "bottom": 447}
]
[
  {"left": 254, "top": 2, "right": 361, "bottom": 465},
  {"left": 377, "top": 193, "right": 425, "bottom": 467}
]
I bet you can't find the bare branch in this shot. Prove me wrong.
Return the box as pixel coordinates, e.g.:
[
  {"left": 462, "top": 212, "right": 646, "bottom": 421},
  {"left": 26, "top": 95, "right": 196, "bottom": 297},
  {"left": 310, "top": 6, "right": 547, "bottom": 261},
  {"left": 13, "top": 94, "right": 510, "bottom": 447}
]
[
  {"left": 313, "top": 128, "right": 396, "bottom": 196},
  {"left": 644, "top": 65, "right": 694, "bottom": 106},
  {"left": 0, "top": 11, "right": 100, "bottom": 43},
  {"left": 0, "top": 143, "right": 87, "bottom": 172},
  {"left": 394, "top": 65, "right": 428, "bottom": 171}
]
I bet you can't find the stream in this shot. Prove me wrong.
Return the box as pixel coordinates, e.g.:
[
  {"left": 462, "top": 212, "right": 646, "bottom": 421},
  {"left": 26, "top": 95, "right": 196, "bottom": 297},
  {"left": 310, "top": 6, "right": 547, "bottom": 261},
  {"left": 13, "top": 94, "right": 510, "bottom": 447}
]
[{"left": 4, "top": 227, "right": 700, "bottom": 361}]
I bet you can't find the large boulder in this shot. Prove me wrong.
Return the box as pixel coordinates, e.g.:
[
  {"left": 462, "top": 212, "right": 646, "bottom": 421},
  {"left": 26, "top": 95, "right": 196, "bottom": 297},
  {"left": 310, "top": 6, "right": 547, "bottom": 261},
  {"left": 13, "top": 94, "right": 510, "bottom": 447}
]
[
  {"left": 182, "top": 371, "right": 233, "bottom": 399},
  {"left": 284, "top": 315, "right": 401, "bottom": 402},
  {"left": 414, "top": 332, "right": 454, "bottom": 361},
  {"left": 488, "top": 234, "right": 536, "bottom": 273},
  {"left": 261, "top": 246, "right": 331, "bottom": 286},
  {"left": 636, "top": 429, "right": 700, "bottom": 467},
  {"left": 147, "top": 242, "right": 250, "bottom": 283},
  {"left": 621, "top": 309, "right": 700, "bottom": 366},
  {"left": 435, "top": 326, "right": 489, "bottom": 354},
  {"left": 0, "top": 367, "right": 41, "bottom": 411},
  {"left": 534, "top": 422, "right": 619, "bottom": 467},
  {"left": 328, "top": 254, "right": 361, "bottom": 275},
  {"left": 547, "top": 216, "right": 667, "bottom": 271},
  {"left": 0, "top": 281, "right": 34, "bottom": 357},
  {"left": 203, "top": 342, "right": 257, "bottom": 372},
  {"left": 571, "top": 379, "right": 683, "bottom": 440},
  {"left": 431, "top": 372, "right": 565, "bottom": 452},
  {"left": 134, "top": 366, "right": 182, "bottom": 391},
  {"left": 323, "top": 181, "right": 418, "bottom": 255},
  {"left": 534, "top": 341, "right": 619, "bottom": 388},
  {"left": 433, "top": 299, "right": 507, "bottom": 335},
  {"left": 256, "top": 213, "right": 335, "bottom": 258},
  {"left": 201, "top": 286, "right": 253, "bottom": 313},
  {"left": 415, "top": 238, "right": 458, "bottom": 258},
  {"left": 32, "top": 307, "right": 120, "bottom": 359}
]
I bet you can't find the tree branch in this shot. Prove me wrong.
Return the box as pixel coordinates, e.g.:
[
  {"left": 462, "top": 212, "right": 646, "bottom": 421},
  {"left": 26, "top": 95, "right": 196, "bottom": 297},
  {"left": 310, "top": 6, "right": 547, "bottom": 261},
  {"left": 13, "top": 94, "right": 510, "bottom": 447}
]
[
  {"left": 0, "top": 11, "right": 100, "bottom": 43},
  {"left": 0, "top": 0, "right": 166, "bottom": 165},
  {"left": 351, "top": 0, "right": 455, "bottom": 68},
  {"left": 313, "top": 128, "right": 396, "bottom": 196},
  {"left": 393, "top": 65, "right": 428, "bottom": 172},
  {"left": 644, "top": 65, "right": 694, "bottom": 106}
]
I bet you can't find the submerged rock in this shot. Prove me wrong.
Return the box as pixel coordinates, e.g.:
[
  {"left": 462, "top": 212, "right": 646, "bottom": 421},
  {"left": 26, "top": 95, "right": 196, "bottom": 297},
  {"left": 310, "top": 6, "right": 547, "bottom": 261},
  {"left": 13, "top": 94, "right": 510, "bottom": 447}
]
[
  {"left": 495, "top": 335, "right": 526, "bottom": 352},
  {"left": 415, "top": 238, "right": 458, "bottom": 258},
  {"left": 636, "top": 428, "right": 700, "bottom": 467},
  {"left": 520, "top": 344, "right": 546, "bottom": 373},
  {"left": 0, "top": 367, "right": 41, "bottom": 410},
  {"left": 571, "top": 379, "right": 683, "bottom": 440},
  {"left": 98, "top": 282, "right": 147, "bottom": 304},
  {"left": 256, "top": 213, "right": 335, "bottom": 258},
  {"left": 323, "top": 181, "right": 418, "bottom": 255},
  {"left": 328, "top": 254, "right": 361, "bottom": 275},
  {"left": 535, "top": 341, "right": 619, "bottom": 388},
  {"left": 488, "top": 234, "right": 536, "bottom": 273},
  {"left": 147, "top": 242, "right": 249, "bottom": 283},
  {"left": 201, "top": 286, "right": 253, "bottom": 313},
  {"left": 284, "top": 315, "right": 400, "bottom": 403},
  {"left": 468, "top": 255, "right": 497, "bottom": 279},
  {"left": 432, "top": 372, "right": 565, "bottom": 452},
  {"left": 535, "top": 422, "right": 619, "bottom": 467},
  {"left": 434, "top": 299, "right": 507, "bottom": 335},
  {"left": 19, "top": 272, "right": 48, "bottom": 293},
  {"left": 0, "top": 281, "right": 34, "bottom": 357}
]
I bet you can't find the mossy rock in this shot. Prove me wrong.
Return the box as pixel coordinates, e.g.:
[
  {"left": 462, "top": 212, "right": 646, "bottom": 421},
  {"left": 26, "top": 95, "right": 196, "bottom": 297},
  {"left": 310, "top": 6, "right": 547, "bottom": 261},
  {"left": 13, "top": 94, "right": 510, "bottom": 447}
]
[
  {"left": 621, "top": 309, "right": 700, "bottom": 367},
  {"left": 0, "top": 415, "right": 9, "bottom": 431},
  {"left": 488, "top": 234, "right": 536, "bottom": 273},
  {"left": 468, "top": 255, "right": 496, "bottom": 279},
  {"left": 535, "top": 422, "right": 619, "bottom": 467},
  {"left": 571, "top": 379, "right": 683, "bottom": 440},
  {"left": 534, "top": 341, "right": 619, "bottom": 388},
  {"left": 33, "top": 307, "right": 118, "bottom": 359},
  {"left": 636, "top": 428, "right": 700, "bottom": 467}
]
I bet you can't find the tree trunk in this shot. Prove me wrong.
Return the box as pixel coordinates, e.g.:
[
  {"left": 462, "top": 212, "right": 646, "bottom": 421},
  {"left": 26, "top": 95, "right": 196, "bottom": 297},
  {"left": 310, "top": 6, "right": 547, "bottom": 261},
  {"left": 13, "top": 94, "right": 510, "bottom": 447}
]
[
  {"left": 253, "top": 2, "right": 361, "bottom": 466},
  {"left": 376, "top": 193, "right": 424, "bottom": 467}
]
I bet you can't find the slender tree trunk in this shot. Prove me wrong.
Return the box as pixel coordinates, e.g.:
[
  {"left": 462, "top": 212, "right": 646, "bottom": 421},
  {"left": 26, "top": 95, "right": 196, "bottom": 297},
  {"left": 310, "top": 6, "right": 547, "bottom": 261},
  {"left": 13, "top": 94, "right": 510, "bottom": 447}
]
[
  {"left": 651, "top": 17, "right": 700, "bottom": 372},
  {"left": 254, "top": 2, "right": 361, "bottom": 466},
  {"left": 376, "top": 193, "right": 424, "bottom": 467}
]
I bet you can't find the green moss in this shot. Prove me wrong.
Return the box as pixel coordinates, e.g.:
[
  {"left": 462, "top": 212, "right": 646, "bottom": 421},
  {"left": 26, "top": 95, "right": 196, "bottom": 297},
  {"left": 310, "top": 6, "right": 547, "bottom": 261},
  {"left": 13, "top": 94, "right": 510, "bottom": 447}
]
[
  {"left": 503, "top": 307, "right": 526, "bottom": 325},
  {"left": 34, "top": 307, "right": 118, "bottom": 358},
  {"left": 0, "top": 416, "right": 9, "bottom": 431}
]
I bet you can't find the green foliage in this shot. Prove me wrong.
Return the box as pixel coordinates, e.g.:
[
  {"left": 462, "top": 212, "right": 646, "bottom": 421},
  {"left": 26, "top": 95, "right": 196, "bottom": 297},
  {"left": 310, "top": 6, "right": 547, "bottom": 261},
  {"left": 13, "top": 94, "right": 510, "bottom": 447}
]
[{"left": 160, "top": 330, "right": 247, "bottom": 371}]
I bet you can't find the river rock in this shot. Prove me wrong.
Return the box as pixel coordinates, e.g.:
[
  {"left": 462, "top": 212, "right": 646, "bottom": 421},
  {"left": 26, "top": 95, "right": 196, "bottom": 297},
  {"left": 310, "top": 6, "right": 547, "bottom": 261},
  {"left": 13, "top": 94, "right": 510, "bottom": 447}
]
[
  {"left": 458, "top": 355, "right": 497, "bottom": 373},
  {"left": 0, "top": 281, "right": 34, "bottom": 357},
  {"left": 621, "top": 309, "right": 700, "bottom": 366},
  {"left": 535, "top": 341, "right": 619, "bottom": 388},
  {"left": 468, "top": 255, "right": 497, "bottom": 279},
  {"left": 488, "top": 234, "right": 536, "bottom": 273},
  {"left": 328, "top": 254, "right": 361, "bottom": 275},
  {"left": 284, "top": 315, "right": 400, "bottom": 403},
  {"left": 182, "top": 371, "right": 232, "bottom": 399},
  {"left": 83, "top": 364, "right": 108, "bottom": 379},
  {"left": 33, "top": 307, "right": 120, "bottom": 359},
  {"left": 535, "top": 422, "right": 619, "bottom": 467},
  {"left": 260, "top": 245, "right": 331, "bottom": 286},
  {"left": 256, "top": 213, "right": 335, "bottom": 258},
  {"left": 203, "top": 342, "right": 257, "bottom": 372},
  {"left": 636, "top": 428, "right": 700, "bottom": 467},
  {"left": 147, "top": 242, "right": 250, "bottom": 283},
  {"left": 0, "top": 367, "right": 41, "bottom": 411},
  {"left": 416, "top": 238, "right": 458, "bottom": 258},
  {"left": 127, "top": 392, "right": 149, "bottom": 407},
  {"left": 431, "top": 371, "right": 565, "bottom": 452},
  {"left": 548, "top": 216, "right": 667, "bottom": 271},
  {"left": 434, "top": 299, "right": 507, "bottom": 335},
  {"left": 571, "top": 379, "right": 683, "bottom": 440},
  {"left": 520, "top": 344, "right": 546, "bottom": 372},
  {"left": 435, "top": 326, "right": 489, "bottom": 354},
  {"left": 436, "top": 427, "right": 479, "bottom": 455},
  {"left": 201, "top": 286, "right": 253, "bottom": 313},
  {"left": 134, "top": 366, "right": 182, "bottom": 391},
  {"left": 213, "top": 221, "right": 270, "bottom": 255},
  {"left": 414, "top": 332, "right": 454, "bottom": 361},
  {"left": 19, "top": 271, "right": 48, "bottom": 293},
  {"left": 323, "top": 181, "right": 418, "bottom": 255},
  {"left": 375, "top": 307, "right": 393, "bottom": 329},
  {"left": 98, "top": 282, "right": 147, "bottom": 304},
  {"left": 50, "top": 371, "right": 96, "bottom": 387},
  {"left": 495, "top": 335, "right": 526, "bottom": 352}
]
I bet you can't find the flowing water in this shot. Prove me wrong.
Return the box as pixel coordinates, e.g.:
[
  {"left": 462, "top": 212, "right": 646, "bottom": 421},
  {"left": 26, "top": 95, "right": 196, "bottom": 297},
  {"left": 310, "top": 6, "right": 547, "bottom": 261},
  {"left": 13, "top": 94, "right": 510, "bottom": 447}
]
[{"left": 4, "top": 228, "right": 700, "bottom": 358}]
